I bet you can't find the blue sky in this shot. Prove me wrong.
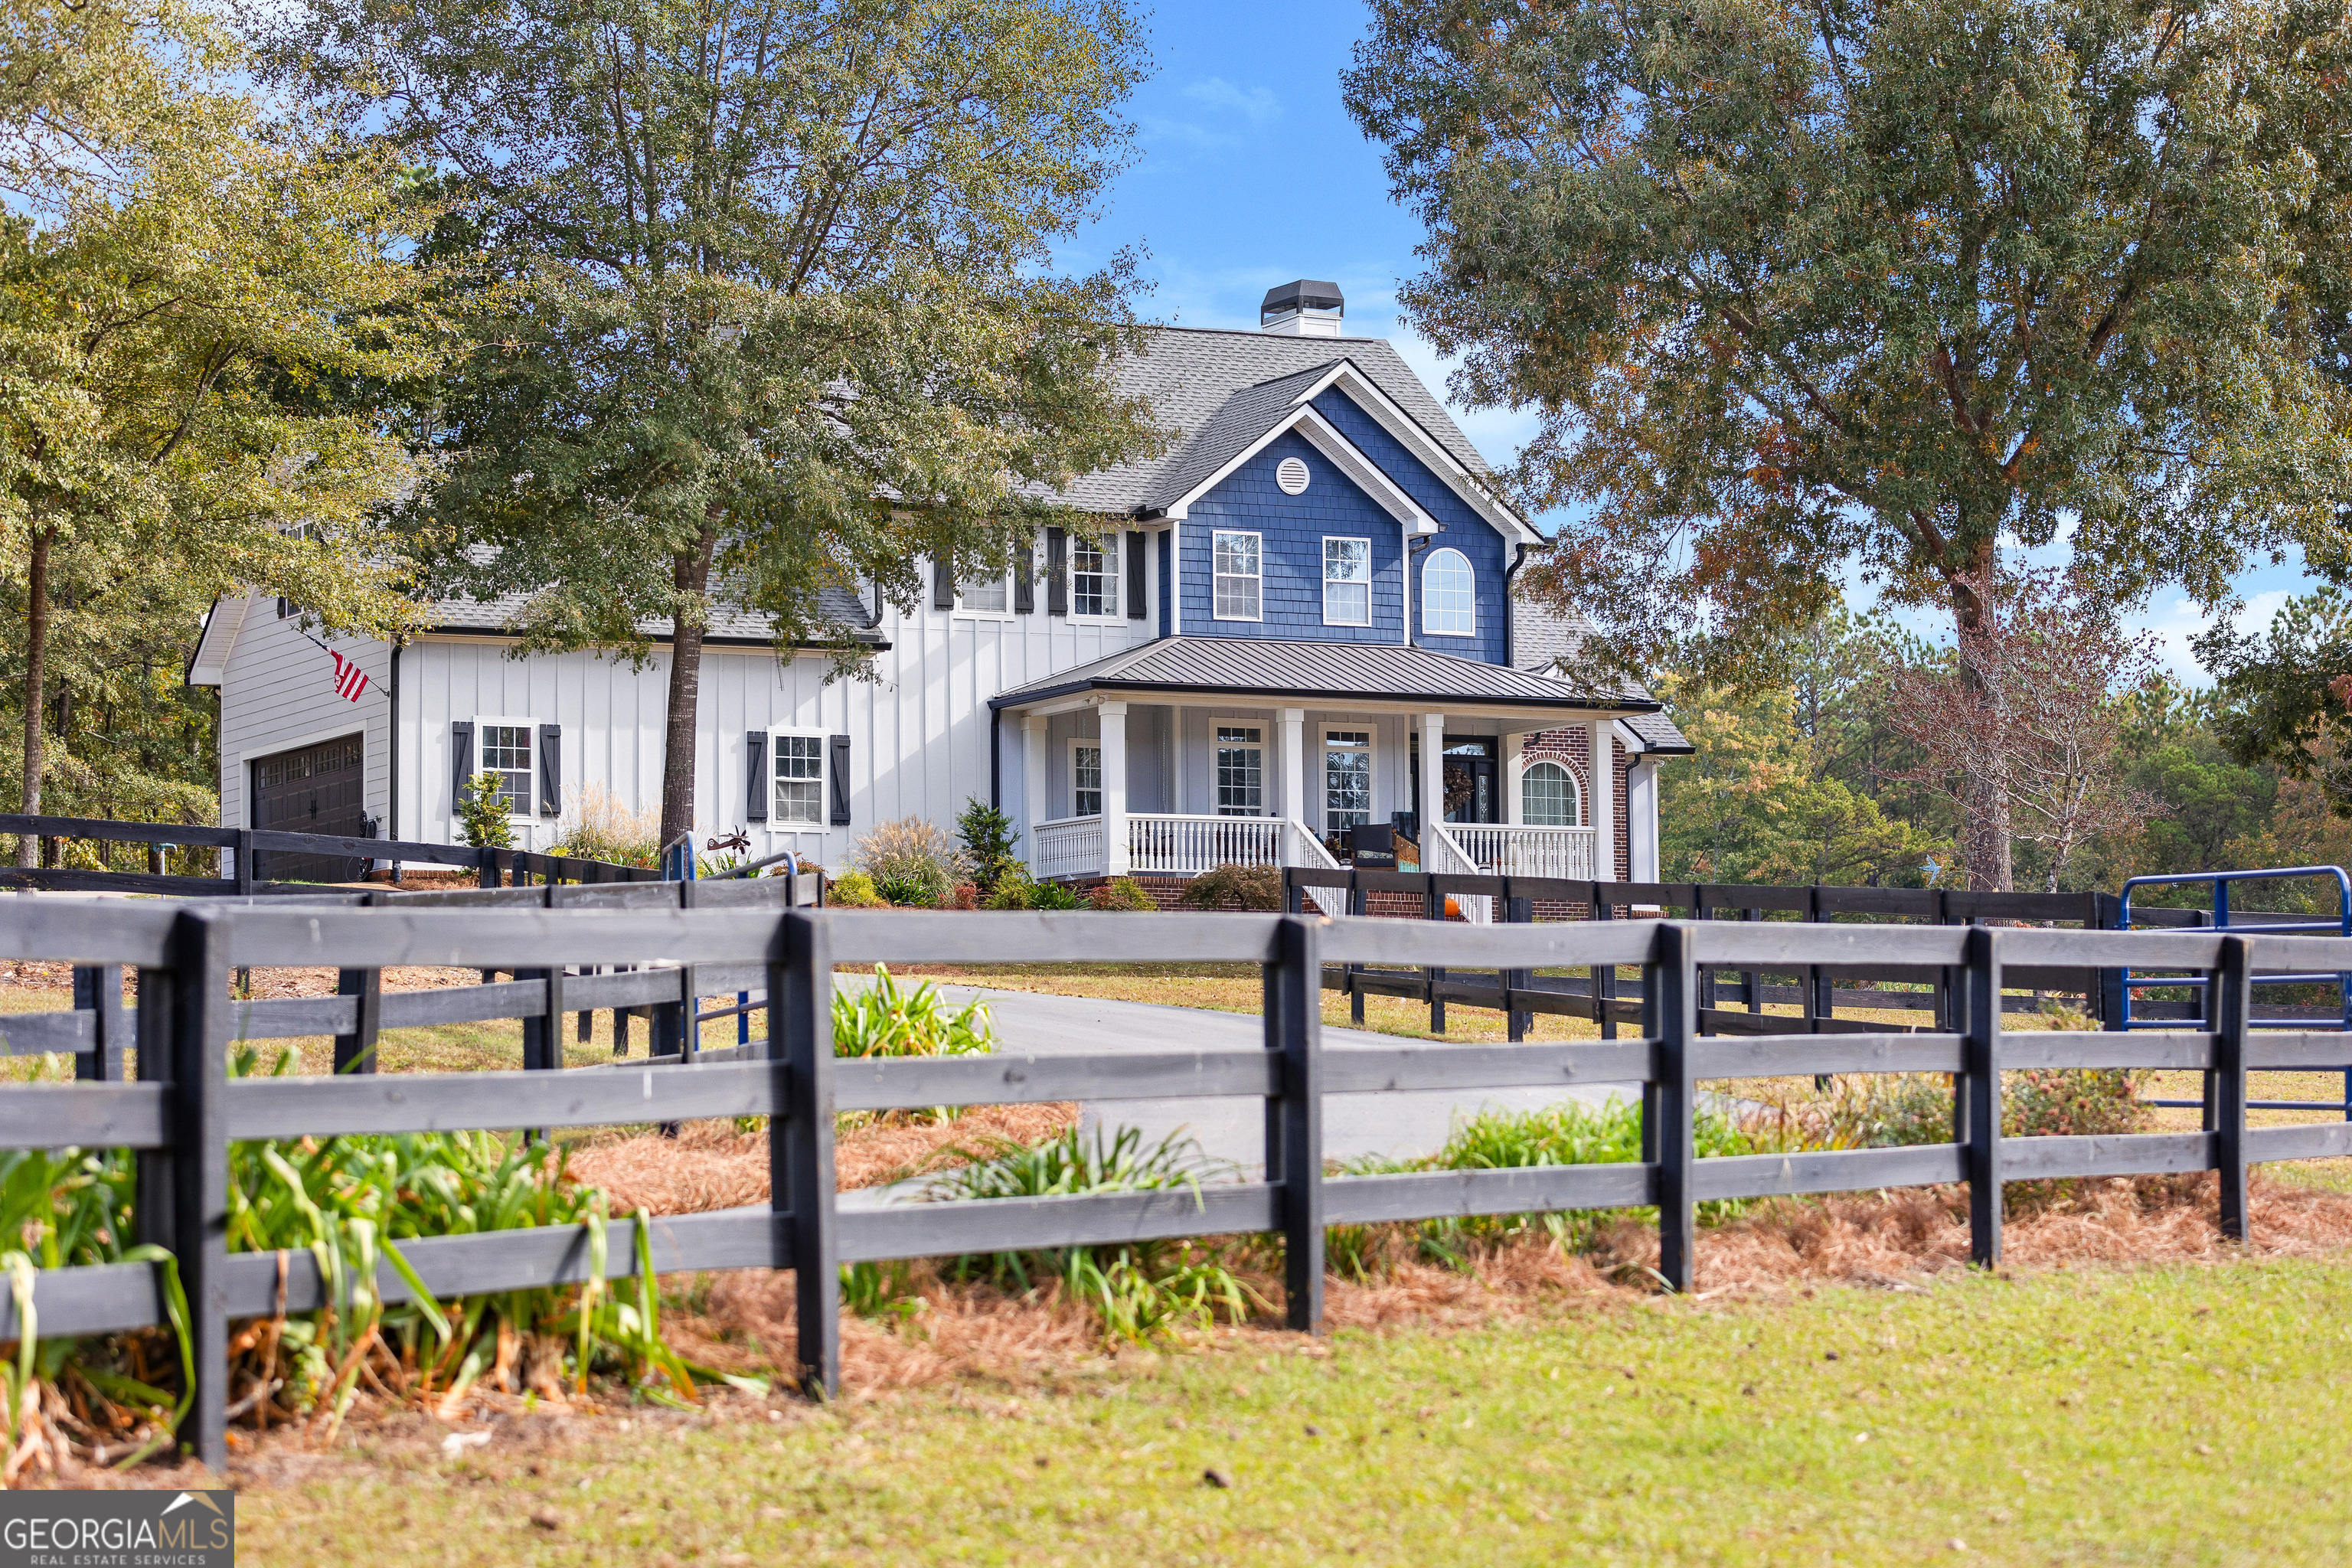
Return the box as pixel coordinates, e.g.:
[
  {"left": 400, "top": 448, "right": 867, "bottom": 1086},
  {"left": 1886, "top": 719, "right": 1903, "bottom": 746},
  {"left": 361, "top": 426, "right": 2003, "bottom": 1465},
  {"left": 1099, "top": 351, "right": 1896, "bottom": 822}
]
[{"left": 1055, "top": 0, "right": 2317, "bottom": 680}]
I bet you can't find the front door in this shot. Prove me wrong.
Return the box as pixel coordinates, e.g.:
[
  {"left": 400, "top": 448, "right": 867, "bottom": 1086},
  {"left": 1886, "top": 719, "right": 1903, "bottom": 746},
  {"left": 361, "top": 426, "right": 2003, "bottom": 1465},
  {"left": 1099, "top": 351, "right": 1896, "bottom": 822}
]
[
  {"left": 1442, "top": 738, "right": 1498, "bottom": 825},
  {"left": 250, "top": 734, "right": 369, "bottom": 884}
]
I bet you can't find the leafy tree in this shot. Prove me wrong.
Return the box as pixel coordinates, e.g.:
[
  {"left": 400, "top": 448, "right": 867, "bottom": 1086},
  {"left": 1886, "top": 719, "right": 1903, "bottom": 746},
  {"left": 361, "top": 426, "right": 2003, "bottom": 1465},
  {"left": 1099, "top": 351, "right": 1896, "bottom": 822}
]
[
  {"left": 954, "top": 798, "right": 1020, "bottom": 894},
  {"left": 0, "top": 0, "right": 440, "bottom": 863},
  {"left": 269, "top": 0, "right": 1164, "bottom": 851},
  {"left": 1345, "top": 0, "right": 2352, "bottom": 889},
  {"left": 2194, "top": 586, "right": 2352, "bottom": 810}
]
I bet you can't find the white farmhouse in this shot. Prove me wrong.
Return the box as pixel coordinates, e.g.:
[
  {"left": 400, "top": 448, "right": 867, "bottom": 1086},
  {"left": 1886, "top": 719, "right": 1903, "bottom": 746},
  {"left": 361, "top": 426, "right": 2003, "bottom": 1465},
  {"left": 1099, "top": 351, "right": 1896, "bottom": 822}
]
[{"left": 188, "top": 282, "right": 1687, "bottom": 888}]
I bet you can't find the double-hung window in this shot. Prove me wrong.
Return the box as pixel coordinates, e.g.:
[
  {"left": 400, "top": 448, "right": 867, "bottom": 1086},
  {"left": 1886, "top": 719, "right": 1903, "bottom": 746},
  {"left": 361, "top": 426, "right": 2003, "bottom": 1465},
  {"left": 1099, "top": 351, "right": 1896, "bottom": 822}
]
[
  {"left": 1073, "top": 743, "right": 1102, "bottom": 818},
  {"left": 1325, "top": 730, "right": 1371, "bottom": 833},
  {"left": 772, "top": 733, "right": 825, "bottom": 825},
  {"left": 1217, "top": 726, "right": 1263, "bottom": 816},
  {"left": 1213, "top": 531, "right": 1262, "bottom": 621},
  {"left": 1323, "top": 537, "right": 1370, "bottom": 626},
  {"left": 958, "top": 571, "right": 1008, "bottom": 613},
  {"left": 479, "top": 722, "right": 533, "bottom": 814},
  {"left": 1072, "top": 534, "right": 1117, "bottom": 617}
]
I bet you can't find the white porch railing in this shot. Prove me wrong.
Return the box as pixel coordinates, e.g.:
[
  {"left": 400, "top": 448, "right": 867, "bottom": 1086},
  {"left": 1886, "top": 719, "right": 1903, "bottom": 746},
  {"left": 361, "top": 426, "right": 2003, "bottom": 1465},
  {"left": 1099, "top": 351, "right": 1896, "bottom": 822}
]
[
  {"left": 1032, "top": 815, "right": 1106, "bottom": 881},
  {"left": 1421, "top": 822, "right": 1492, "bottom": 925},
  {"left": 1127, "top": 814, "right": 1286, "bottom": 877},
  {"left": 1448, "top": 825, "right": 1602, "bottom": 881}
]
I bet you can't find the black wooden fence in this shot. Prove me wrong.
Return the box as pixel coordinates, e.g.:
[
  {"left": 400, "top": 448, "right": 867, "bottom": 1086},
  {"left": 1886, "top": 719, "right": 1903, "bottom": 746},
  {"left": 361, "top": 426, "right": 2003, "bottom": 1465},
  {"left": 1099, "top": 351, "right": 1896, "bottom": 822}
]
[
  {"left": 0, "top": 897, "right": 2338, "bottom": 1471},
  {"left": 0, "top": 812, "right": 661, "bottom": 896}
]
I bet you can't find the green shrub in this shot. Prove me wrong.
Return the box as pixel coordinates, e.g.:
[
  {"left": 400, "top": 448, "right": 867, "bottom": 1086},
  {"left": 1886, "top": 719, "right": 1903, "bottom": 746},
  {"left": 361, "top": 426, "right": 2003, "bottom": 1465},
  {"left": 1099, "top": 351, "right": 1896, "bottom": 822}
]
[
  {"left": 1087, "top": 877, "right": 1155, "bottom": 911},
  {"left": 832, "top": 964, "right": 994, "bottom": 1060},
  {"left": 456, "top": 771, "right": 515, "bottom": 850},
  {"left": 925, "top": 1127, "right": 1266, "bottom": 1341},
  {"left": 954, "top": 799, "right": 1021, "bottom": 893},
  {"left": 1176, "top": 862, "right": 1283, "bottom": 911},
  {"left": 828, "top": 870, "right": 887, "bottom": 907},
  {"left": 984, "top": 867, "right": 1037, "bottom": 910},
  {"left": 851, "top": 816, "right": 965, "bottom": 906},
  {"left": 1029, "top": 879, "right": 1081, "bottom": 910}
]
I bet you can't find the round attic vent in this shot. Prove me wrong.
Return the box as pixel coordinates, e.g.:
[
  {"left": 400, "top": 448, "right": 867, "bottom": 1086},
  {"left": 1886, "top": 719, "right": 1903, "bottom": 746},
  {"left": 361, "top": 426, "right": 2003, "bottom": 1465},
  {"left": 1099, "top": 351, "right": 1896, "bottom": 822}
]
[{"left": 1276, "top": 456, "right": 1311, "bottom": 495}]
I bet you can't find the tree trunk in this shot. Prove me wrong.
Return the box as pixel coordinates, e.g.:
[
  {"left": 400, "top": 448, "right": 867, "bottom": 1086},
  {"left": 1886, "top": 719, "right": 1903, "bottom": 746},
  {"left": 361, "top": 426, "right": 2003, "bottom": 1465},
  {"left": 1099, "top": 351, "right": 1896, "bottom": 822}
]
[
  {"left": 1951, "top": 564, "right": 2014, "bottom": 893},
  {"left": 16, "top": 525, "right": 48, "bottom": 869},
  {"left": 656, "top": 529, "right": 720, "bottom": 861}
]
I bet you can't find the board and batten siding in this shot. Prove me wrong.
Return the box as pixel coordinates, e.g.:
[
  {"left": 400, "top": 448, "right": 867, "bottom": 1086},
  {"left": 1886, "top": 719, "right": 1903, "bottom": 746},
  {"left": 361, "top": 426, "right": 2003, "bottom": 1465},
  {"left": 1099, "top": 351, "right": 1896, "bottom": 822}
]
[
  {"left": 214, "top": 595, "right": 392, "bottom": 842},
  {"left": 394, "top": 559, "right": 1162, "bottom": 864}
]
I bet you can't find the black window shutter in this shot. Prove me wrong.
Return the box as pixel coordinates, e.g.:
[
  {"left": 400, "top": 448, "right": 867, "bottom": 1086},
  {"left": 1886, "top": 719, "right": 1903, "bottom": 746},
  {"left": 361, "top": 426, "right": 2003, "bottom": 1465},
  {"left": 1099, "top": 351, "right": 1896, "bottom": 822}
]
[
  {"left": 1014, "top": 532, "right": 1035, "bottom": 613},
  {"left": 537, "top": 724, "right": 561, "bottom": 816},
  {"left": 1125, "top": 531, "right": 1146, "bottom": 619},
  {"left": 827, "top": 734, "right": 852, "bottom": 825},
  {"left": 450, "top": 721, "right": 474, "bottom": 810},
  {"left": 744, "top": 731, "right": 768, "bottom": 822},
  {"left": 932, "top": 557, "right": 956, "bottom": 610},
  {"left": 1046, "top": 528, "right": 1067, "bottom": 616}
]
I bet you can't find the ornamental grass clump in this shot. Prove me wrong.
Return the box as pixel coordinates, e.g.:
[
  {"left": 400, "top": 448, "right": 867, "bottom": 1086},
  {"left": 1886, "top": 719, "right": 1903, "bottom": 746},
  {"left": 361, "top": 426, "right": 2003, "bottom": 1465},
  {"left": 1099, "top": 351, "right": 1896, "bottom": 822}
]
[
  {"left": 831, "top": 966, "right": 993, "bottom": 1125},
  {"left": 546, "top": 783, "right": 660, "bottom": 867},
  {"left": 851, "top": 817, "right": 965, "bottom": 906},
  {"left": 923, "top": 1126, "right": 1266, "bottom": 1341}
]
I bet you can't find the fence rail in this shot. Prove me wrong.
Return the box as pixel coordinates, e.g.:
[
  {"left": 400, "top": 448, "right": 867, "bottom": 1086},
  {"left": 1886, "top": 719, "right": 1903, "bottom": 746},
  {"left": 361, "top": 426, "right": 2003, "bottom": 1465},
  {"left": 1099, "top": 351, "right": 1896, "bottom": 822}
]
[
  {"left": 0, "top": 897, "right": 2337, "bottom": 1472},
  {"left": 0, "top": 812, "right": 661, "bottom": 895}
]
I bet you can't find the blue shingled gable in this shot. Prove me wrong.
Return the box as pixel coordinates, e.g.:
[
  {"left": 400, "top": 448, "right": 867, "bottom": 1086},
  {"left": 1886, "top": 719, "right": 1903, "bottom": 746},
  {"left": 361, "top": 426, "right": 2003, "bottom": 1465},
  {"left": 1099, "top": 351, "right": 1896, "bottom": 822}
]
[
  {"left": 1177, "top": 428, "right": 1407, "bottom": 644},
  {"left": 1168, "top": 382, "right": 1513, "bottom": 662}
]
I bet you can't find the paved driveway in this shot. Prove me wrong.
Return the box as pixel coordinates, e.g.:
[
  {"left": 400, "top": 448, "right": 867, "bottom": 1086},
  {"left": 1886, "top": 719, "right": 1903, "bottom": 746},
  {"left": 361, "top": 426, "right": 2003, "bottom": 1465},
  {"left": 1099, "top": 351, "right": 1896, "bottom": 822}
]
[{"left": 923, "top": 984, "right": 1639, "bottom": 1176}]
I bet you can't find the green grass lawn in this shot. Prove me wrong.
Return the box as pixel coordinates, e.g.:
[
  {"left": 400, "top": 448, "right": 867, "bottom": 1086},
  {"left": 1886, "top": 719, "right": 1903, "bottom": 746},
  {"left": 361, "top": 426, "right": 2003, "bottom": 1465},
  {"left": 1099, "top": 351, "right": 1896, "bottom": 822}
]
[{"left": 238, "top": 1257, "right": 2352, "bottom": 1566}]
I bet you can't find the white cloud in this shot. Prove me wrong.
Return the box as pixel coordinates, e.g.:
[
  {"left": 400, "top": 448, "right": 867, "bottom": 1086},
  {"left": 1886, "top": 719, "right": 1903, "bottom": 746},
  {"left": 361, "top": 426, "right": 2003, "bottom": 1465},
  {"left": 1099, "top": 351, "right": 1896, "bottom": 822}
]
[{"left": 1180, "top": 78, "right": 1281, "bottom": 126}]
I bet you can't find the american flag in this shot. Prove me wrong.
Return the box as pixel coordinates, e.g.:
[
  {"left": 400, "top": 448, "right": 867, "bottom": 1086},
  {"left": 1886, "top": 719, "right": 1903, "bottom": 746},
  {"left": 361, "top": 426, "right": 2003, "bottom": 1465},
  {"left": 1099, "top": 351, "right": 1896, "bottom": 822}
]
[{"left": 328, "top": 650, "right": 370, "bottom": 702}]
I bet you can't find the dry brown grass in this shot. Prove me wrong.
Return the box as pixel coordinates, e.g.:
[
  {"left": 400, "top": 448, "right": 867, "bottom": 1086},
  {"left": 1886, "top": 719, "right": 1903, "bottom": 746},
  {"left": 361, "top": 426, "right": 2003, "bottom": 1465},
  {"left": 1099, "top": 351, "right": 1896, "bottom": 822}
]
[
  {"left": 562, "top": 1103, "right": 1080, "bottom": 1214},
  {"left": 654, "top": 1168, "right": 2352, "bottom": 1400}
]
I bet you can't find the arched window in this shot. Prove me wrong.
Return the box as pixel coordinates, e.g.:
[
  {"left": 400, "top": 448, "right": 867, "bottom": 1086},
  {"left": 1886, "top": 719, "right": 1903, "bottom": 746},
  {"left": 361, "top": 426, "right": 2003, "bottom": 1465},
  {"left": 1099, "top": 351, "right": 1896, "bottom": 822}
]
[
  {"left": 1521, "top": 760, "right": 1579, "bottom": 827},
  {"left": 1423, "top": 547, "right": 1475, "bottom": 636}
]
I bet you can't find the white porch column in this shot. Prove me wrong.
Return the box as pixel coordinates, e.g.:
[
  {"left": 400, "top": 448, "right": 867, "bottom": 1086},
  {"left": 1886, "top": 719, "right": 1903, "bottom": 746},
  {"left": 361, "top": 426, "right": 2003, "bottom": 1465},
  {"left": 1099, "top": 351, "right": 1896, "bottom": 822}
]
[
  {"left": 1278, "top": 707, "right": 1305, "bottom": 857},
  {"left": 1503, "top": 732, "right": 1525, "bottom": 826},
  {"left": 1418, "top": 712, "right": 1446, "bottom": 851},
  {"left": 1587, "top": 716, "right": 1616, "bottom": 882},
  {"left": 1022, "top": 715, "right": 1047, "bottom": 868},
  {"left": 1627, "top": 756, "right": 1660, "bottom": 883},
  {"left": 1100, "top": 701, "right": 1129, "bottom": 877}
]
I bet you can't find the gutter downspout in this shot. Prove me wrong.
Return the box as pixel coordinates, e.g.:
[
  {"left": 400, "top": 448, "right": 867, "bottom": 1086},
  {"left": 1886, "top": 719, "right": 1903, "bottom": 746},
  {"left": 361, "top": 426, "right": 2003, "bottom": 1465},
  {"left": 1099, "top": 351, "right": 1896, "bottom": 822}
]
[
  {"left": 387, "top": 635, "right": 403, "bottom": 880},
  {"left": 1502, "top": 542, "right": 1526, "bottom": 669},
  {"left": 989, "top": 704, "right": 1001, "bottom": 812}
]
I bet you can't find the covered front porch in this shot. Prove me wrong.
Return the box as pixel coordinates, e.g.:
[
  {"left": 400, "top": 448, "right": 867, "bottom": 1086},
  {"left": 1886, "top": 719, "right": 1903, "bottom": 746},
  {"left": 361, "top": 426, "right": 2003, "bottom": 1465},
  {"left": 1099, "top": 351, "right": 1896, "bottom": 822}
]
[{"left": 989, "top": 638, "right": 1664, "bottom": 888}]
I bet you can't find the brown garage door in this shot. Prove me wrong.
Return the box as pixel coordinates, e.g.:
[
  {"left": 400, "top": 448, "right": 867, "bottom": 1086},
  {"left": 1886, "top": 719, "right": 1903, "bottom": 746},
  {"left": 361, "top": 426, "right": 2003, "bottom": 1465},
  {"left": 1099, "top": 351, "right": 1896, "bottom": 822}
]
[{"left": 250, "top": 734, "right": 368, "bottom": 884}]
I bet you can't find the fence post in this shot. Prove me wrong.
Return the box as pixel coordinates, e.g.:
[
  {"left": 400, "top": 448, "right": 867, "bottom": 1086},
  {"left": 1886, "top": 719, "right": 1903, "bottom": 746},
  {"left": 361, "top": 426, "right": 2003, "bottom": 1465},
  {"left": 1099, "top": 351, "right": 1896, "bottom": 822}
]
[
  {"left": 1653, "top": 923, "right": 1696, "bottom": 1292},
  {"left": 1270, "top": 914, "right": 1324, "bottom": 1331},
  {"left": 1504, "top": 892, "right": 1532, "bottom": 1042},
  {"left": 132, "top": 968, "right": 175, "bottom": 1249},
  {"left": 72, "top": 965, "right": 124, "bottom": 1081},
  {"left": 1424, "top": 874, "right": 1446, "bottom": 1034},
  {"left": 1348, "top": 873, "right": 1367, "bottom": 1027},
  {"left": 167, "top": 907, "right": 230, "bottom": 1469},
  {"left": 234, "top": 829, "right": 254, "bottom": 897},
  {"left": 1962, "top": 925, "right": 2003, "bottom": 1268},
  {"left": 2216, "top": 935, "right": 2251, "bottom": 1242},
  {"left": 332, "top": 967, "right": 381, "bottom": 1075},
  {"left": 1593, "top": 894, "right": 1619, "bottom": 1039},
  {"left": 476, "top": 847, "right": 499, "bottom": 890},
  {"left": 780, "top": 910, "right": 838, "bottom": 1398}
]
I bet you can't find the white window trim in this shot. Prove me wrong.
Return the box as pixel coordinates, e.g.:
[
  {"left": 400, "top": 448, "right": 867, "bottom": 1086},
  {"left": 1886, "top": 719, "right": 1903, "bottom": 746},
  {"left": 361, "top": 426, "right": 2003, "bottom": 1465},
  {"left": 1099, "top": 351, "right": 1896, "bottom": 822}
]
[
  {"left": 953, "top": 569, "right": 1016, "bottom": 619},
  {"left": 1322, "top": 725, "right": 1377, "bottom": 836},
  {"left": 1518, "top": 757, "right": 1582, "bottom": 828},
  {"left": 1420, "top": 546, "right": 1478, "bottom": 639},
  {"left": 1067, "top": 533, "right": 1122, "bottom": 622},
  {"left": 472, "top": 714, "right": 538, "bottom": 817},
  {"left": 767, "top": 727, "right": 830, "bottom": 832},
  {"left": 1211, "top": 529, "right": 1264, "bottom": 624},
  {"left": 1321, "top": 536, "right": 1373, "bottom": 628},
  {"left": 1069, "top": 737, "right": 1104, "bottom": 818}
]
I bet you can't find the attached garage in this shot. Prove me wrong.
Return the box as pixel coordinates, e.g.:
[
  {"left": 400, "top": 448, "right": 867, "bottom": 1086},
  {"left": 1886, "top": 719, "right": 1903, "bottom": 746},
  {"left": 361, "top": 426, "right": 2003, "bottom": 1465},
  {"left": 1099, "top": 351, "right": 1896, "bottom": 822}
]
[{"left": 249, "top": 733, "right": 368, "bottom": 883}]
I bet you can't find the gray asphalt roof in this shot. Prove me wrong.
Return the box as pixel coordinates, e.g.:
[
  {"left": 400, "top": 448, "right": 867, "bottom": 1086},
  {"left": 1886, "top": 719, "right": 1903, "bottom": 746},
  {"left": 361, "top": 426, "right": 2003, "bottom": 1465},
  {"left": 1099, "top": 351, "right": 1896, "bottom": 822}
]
[
  {"left": 988, "top": 635, "right": 1658, "bottom": 713},
  {"left": 1511, "top": 593, "right": 1692, "bottom": 753},
  {"left": 426, "top": 583, "right": 882, "bottom": 645},
  {"left": 1144, "top": 361, "right": 1337, "bottom": 511},
  {"left": 1050, "top": 327, "right": 1493, "bottom": 515}
]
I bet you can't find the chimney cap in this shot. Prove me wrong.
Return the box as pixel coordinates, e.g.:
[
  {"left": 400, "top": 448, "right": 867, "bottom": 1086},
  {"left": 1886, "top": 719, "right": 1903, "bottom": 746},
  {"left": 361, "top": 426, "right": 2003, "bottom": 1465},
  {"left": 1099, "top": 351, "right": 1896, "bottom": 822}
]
[{"left": 1260, "top": 279, "right": 1344, "bottom": 321}]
